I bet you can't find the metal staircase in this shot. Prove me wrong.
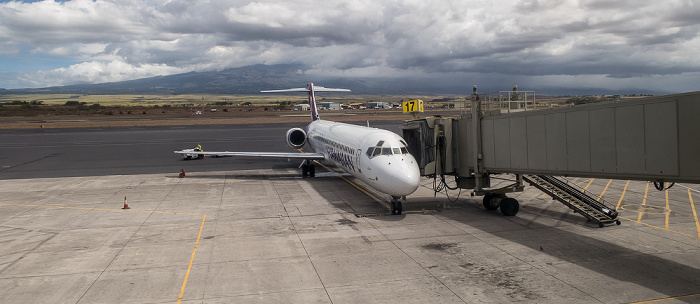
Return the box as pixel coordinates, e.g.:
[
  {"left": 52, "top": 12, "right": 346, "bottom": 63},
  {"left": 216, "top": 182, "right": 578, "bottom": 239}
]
[{"left": 523, "top": 175, "right": 621, "bottom": 227}]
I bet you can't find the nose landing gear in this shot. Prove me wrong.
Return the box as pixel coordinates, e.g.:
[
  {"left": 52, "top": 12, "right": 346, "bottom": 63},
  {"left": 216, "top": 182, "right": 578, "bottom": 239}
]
[{"left": 390, "top": 196, "right": 404, "bottom": 215}]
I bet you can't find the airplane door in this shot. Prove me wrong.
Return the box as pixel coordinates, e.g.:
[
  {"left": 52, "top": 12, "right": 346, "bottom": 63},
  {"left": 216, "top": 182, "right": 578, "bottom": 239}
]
[{"left": 356, "top": 149, "right": 362, "bottom": 173}]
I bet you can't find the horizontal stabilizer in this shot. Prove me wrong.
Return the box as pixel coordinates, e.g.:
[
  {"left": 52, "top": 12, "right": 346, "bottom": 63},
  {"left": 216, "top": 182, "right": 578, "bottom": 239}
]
[
  {"left": 174, "top": 150, "right": 325, "bottom": 160},
  {"left": 261, "top": 87, "right": 351, "bottom": 93}
]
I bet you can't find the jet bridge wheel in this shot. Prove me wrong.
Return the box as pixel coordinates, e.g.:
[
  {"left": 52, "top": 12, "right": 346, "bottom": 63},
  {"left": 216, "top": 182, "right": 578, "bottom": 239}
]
[
  {"left": 483, "top": 194, "right": 500, "bottom": 210},
  {"left": 499, "top": 197, "right": 520, "bottom": 216}
]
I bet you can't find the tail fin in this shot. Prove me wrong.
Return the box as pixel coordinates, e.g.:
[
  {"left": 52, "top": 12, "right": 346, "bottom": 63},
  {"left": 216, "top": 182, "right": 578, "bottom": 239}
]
[
  {"left": 307, "top": 82, "right": 320, "bottom": 121},
  {"left": 262, "top": 83, "right": 350, "bottom": 122}
]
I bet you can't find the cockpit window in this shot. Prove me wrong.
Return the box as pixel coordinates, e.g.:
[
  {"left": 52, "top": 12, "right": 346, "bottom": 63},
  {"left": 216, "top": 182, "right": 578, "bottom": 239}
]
[
  {"left": 366, "top": 141, "right": 410, "bottom": 159},
  {"left": 365, "top": 147, "right": 374, "bottom": 158}
]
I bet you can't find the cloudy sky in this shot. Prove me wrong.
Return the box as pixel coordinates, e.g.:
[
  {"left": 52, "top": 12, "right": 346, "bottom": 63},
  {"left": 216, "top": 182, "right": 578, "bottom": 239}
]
[{"left": 0, "top": 0, "right": 698, "bottom": 94}]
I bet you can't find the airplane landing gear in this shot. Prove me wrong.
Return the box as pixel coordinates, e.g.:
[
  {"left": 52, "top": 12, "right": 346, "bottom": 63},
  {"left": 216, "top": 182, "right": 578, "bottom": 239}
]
[
  {"left": 390, "top": 196, "right": 403, "bottom": 215},
  {"left": 301, "top": 160, "right": 315, "bottom": 177}
]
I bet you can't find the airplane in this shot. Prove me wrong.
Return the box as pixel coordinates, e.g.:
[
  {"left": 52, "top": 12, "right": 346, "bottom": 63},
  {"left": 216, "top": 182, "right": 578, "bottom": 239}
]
[{"left": 174, "top": 82, "right": 421, "bottom": 214}]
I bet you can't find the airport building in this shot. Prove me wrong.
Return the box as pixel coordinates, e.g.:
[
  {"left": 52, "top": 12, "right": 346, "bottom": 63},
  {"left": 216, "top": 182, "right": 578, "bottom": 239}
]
[
  {"left": 294, "top": 104, "right": 310, "bottom": 111},
  {"left": 367, "top": 102, "right": 390, "bottom": 109},
  {"left": 317, "top": 102, "right": 341, "bottom": 110}
]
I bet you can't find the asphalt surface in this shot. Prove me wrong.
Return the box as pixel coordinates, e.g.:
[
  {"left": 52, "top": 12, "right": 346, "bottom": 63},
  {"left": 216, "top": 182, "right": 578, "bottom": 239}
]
[{"left": 0, "top": 121, "right": 403, "bottom": 180}]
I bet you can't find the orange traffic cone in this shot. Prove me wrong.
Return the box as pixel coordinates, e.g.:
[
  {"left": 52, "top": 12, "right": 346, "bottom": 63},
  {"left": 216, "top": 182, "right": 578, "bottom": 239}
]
[
  {"left": 122, "top": 196, "right": 130, "bottom": 209},
  {"left": 179, "top": 168, "right": 186, "bottom": 178}
]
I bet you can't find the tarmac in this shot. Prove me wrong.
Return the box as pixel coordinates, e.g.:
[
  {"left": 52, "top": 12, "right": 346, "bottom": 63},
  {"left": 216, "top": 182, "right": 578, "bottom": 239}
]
[{"left": 1, "top": 123, "right": 699, "bottom": 303}]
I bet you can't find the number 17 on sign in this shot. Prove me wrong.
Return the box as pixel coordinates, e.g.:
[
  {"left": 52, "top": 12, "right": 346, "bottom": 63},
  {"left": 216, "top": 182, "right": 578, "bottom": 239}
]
[{"left": 402, "top": 99, "right": 424, "bottom": 114}]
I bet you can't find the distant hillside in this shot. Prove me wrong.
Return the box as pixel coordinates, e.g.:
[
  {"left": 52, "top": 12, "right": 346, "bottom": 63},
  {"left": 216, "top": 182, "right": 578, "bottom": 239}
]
[
  {"left": 0, "top": 63, "right": 668, "bottom": 96},
  {"left": 0, "top": 64, "right": 508, "bottom": 95},
  {"left": 2, "top": 64, "right": 315, "bottom": 95},
  {"left": 1, "top": 64, "right": 444, "bottom": 95}
]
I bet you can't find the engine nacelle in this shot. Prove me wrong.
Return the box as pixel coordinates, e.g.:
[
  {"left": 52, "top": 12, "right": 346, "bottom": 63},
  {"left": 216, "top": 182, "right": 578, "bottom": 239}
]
[{"left": 285, "top": 128, "right": 307, "bottom": 148}]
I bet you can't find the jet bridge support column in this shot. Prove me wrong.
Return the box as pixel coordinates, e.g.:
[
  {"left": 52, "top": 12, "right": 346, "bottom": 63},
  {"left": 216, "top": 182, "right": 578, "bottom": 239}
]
[
  {"left": 463, "top": 86, "right": 494, "bottom": 192},
  {"left": 471, "top": 86, "right": 483, "bottom": 191},
  {"left": 466, "top": 86, "right": 524, "bottom": 216}
]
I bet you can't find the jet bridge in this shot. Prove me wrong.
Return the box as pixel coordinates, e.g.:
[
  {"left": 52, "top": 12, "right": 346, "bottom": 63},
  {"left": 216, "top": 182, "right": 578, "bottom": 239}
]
[{"left": 401, "top": 89, "right": 700, "bottom": 224}]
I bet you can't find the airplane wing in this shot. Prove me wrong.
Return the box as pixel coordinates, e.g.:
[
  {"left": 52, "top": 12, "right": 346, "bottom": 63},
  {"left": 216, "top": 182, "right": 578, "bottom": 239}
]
[{"left": 174, "top": 150, "right": 325, "bottom": 160}]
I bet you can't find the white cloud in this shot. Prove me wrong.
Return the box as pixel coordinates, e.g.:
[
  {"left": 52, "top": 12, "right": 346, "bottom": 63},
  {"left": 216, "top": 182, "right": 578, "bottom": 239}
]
[
  {"left": 15, "top": 60, "right": 186, "bottom": 87},
  {"left": 0, "top": 0, "right": 698, "bottom": 92}
]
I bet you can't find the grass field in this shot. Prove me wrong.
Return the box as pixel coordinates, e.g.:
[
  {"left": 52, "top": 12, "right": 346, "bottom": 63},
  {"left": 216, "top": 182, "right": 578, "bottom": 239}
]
[
  {"left": 0, "top": 93, "right": 455, "bottom": 107},
  {"left": 0, "top": 94, "right": 304, "bottom": 106},
  {"left": 0, "top": 92, "right": 577, "bottom": 129}
]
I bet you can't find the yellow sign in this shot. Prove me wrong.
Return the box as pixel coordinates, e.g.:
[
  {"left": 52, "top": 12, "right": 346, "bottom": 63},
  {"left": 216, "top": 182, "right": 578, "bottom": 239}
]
[{"left": 402, "top": 99, "right": 424, "bottom": 113}]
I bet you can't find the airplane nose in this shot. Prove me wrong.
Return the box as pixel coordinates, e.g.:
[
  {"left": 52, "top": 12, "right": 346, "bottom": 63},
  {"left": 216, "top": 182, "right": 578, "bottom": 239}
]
[{"left": 389, "top": 158, "right": 421, "bottom": 196}]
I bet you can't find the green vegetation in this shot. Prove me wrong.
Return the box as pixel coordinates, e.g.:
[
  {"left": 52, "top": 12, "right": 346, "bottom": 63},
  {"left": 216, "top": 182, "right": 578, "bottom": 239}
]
[
  {"left": 566, "top": 95, "right": 621, "bottom": 105},
  {"left": 64, "top": 100, "right": 85, "bottom": 106},
  {"left": 0, "top": 92, "right": 469, "bottom": 119}
]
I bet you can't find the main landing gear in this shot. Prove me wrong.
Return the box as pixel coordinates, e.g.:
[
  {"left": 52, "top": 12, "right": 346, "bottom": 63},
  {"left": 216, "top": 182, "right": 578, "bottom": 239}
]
[
  {"left": 482, "top": 193, "right": 520, "bottom": 216},
  {"left": 390, "top": 196, "right": 404, "bottom": 215},
  {"left": 301, "top": 160, "right": 316, "bottom": 177}
]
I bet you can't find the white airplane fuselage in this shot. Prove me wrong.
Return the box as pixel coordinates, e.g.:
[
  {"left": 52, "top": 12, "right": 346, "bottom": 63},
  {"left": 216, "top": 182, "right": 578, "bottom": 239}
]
[
  {"left": 306, "top": 119, "right": 421, "bottom": 197},
  {"left": 175, "top": 82, "right": 422, "bottom": 206}
]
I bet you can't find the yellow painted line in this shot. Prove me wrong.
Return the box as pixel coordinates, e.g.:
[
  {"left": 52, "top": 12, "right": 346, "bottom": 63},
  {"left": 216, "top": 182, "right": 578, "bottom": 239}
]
[
  {"left": 597, "top": 179, "right": 613, "bottom": 201},
  {"left": 0, "top": 202, "right": 207, "bottom": 302},
  {"left": 341, "top": 177, "right": 390, "bottom": 210},
  {"left": 355, "top": 212, "right": 391, "bottom": 217},
  {"left": 690, "top": 189, "right": 700, "bottom": 238},
  {"left": 664, "top": 189, "right": 670, "bottom": 230},
  {"left": 575, "top": 178, "right": 592, "bottom": 186},
  {"left": 583, "top": 178, "right": 595, "bottom": 192},
  {"left": 629, "top": 292, "right": 700, "bottom": 303},
  {"left": 619, "top": 216, "right": 699, "bottom": 239},
  {"left": 616, "top": 180, "right": 630, "bottom": 210},
  {"left": 637, "top": 181, "right": 650, "bottom": 222},
  {"left": 177, "top": 214, "right": 206, "bottom": 304},
  {"left": 314, "top": 162, "right": 390, "bottom": 211}
]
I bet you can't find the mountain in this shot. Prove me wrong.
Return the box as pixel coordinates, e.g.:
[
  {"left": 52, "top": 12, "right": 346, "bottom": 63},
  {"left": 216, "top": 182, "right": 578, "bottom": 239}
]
[
  {"left": 0, "top": 64, "right": 511, "bottom": 96},
  {"left": 0, "top": 64, "right": 668, "bottom": 96},
  {"left": 1, "top": 64, "right": 439, "bottom": 95}
]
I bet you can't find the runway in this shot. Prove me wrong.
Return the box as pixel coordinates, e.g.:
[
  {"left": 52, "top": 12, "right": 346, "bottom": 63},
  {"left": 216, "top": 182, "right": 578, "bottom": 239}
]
[{"left": 1, "top": 122, "right": 699, "bottom": 303}]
